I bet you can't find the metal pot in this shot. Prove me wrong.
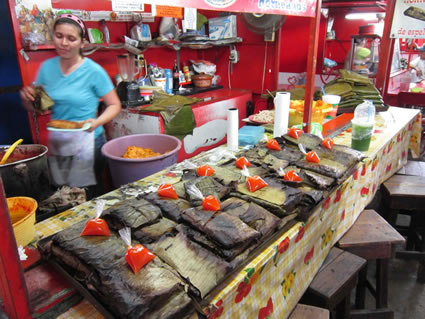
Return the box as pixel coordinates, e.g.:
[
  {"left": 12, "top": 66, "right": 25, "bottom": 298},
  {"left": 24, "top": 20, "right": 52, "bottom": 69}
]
[{"left": 0, "top": 144, "right": 53, "bottom": 202}]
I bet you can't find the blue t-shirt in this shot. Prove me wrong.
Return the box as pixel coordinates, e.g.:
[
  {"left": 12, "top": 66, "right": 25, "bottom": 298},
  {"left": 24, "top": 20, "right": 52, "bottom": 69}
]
[{"left": 36, "top": 57, "right": 114, "bottom": 138}]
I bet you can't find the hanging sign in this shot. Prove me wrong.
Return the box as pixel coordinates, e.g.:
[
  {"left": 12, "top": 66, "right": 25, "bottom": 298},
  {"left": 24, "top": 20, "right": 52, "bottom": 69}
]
[
  {"left": 390, "top": 0, "right": 425, "bottom": 39},
  {"left": 111, "top": 0, "right": 145, "bottom": 12},
  {"left": 156, "top": 5, "right": 183, "bottom": 18},
  {"left": 137, "top": 0, "right": 317, "bottom": 17}
]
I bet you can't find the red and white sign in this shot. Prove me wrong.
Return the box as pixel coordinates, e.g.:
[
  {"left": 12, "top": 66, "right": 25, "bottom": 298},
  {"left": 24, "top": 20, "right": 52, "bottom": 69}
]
[
  {"left": 141, "top": 0, "right": 317, "bottom": 17},
  {"left": 391, "top": 0, "right": 425, "bottom": 39}
]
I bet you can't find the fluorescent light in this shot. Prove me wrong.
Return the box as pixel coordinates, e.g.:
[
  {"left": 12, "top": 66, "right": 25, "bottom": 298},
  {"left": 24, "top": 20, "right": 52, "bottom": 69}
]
[{"left": 345, "top": 13, "right": 383, "bottom": 21}]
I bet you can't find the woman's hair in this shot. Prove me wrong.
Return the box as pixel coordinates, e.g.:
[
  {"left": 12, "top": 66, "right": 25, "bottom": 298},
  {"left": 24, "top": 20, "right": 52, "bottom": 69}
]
[{"left": 53, "top": 13, "right": 86, "bottom": 40}]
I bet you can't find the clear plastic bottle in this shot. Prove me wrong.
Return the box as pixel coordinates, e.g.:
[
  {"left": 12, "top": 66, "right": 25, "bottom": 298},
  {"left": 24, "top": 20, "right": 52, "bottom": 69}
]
[{"left": 100, "top": 19, "right": 110, "bottom": 43}]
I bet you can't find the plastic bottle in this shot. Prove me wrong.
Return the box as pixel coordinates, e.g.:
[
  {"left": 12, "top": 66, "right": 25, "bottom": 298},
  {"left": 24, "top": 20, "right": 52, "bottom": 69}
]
[
  {"left": 164, "top": 69, "right": 172, "bottom": 94},
  {"left": 173, "top": 60, "right": 179, "bottom": 93},
  {"left": 100, "top": 19, "right": 110, "bottom": 44},
  {"left": 183, "top": 64, "right": 191, "bottom": 82}
]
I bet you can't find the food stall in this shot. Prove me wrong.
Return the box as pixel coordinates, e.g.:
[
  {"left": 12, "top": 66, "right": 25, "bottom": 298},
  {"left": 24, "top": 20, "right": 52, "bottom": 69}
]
[{"left": 1, "top": 1, "right": 423, "bottom": 319}]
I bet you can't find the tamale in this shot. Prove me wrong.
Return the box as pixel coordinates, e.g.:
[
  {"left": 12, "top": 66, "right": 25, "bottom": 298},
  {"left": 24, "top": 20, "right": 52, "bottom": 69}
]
[
  {"left": 296, "top": 157, "right": 346, "bottom": 179},
  {"left": 183, "top": 175, "right": 230, "bottom": 206},
  {"left": 404, "top": 6, "right": 425, "bottom": 22},
  {"left": 220, "top": 197, "right": 280, "bottom": 238},
  {"left": 181, "top": 208, "right": 261, "bottom": 249},
  {"left": 143, "top": 192, "right": 191, "bottom": 222},
  {"left": 232, "top": 177, "right": 304, "bottom": 217},
  {"left": 302, "top": 169, "right": 335, "bottom": 189},
  {"left": 49, "top": 222, "right": 192, "bottom": 318},
  {"left": 176, "top": 224, "right": 248, "bottom": 261},
  {"left": 102, "top": 197, "right": 162, "bottom": 230},
  {"left": 283, "top": 133, "right": 322, "bottom": 150},
  {"left": 133, "top": 217, "right": 177, "bottom": 243},
  {"left": 148, "top": 231, "right": 231, "bottom": 299}
]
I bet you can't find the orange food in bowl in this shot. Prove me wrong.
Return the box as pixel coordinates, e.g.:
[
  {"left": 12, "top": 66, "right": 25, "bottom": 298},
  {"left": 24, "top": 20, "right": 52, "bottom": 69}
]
[
  {"left": 289, "top": 100, "right": 332, "bottom": 127},
  {"left": 122, "top": 146, "right": 161, "bottom": 159}
]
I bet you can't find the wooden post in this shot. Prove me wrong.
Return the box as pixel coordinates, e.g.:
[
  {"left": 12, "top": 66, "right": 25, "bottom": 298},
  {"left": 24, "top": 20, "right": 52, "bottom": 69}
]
[
  {"left": 0, "top": 178, "right": 32, "bottom": 319},
  {"left": 303, "top": 0, "right": 322, "bottom": 133}
]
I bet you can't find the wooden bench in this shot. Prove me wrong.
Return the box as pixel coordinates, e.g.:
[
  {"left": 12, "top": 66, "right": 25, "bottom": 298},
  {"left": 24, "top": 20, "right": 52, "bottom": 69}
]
[
  {"left": 338, "top": 209, "right": 405, "bottom": 319},
  {"left": 301, "top": 247, "right": 366, "bottom": 319},
  {"left": 288, "top": 304, "right": 329, "bottom": 319},
  {"left": 381, "top": 174, "right": 425, "bottom": 283}
]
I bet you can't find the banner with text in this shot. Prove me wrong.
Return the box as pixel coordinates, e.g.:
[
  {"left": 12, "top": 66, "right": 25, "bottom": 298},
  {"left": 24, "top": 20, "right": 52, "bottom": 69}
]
[{"left": 391, "top": 0, "right": 425, "bottom": 39}]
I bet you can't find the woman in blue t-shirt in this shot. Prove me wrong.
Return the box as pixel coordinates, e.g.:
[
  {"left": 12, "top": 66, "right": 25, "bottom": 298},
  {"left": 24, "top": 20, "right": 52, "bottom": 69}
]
[{"left": 20, "top": 13, "right": 121, "bottom": 196}]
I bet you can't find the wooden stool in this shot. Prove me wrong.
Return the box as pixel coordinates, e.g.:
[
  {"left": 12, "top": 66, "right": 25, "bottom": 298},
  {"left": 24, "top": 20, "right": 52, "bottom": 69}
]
[
  {"left": 301, "top": 247, "right": 366, "bottom": 319},
  {"left": 338, "top": 209, "right": 405, "bottom": 319},
  {"left": 382, "top": 174, "right": 425, "bottom": 283},
  {"left": 396, "top": 160, "right": 425, "bottom": 177},
  {"left": 289, "top": 304, "right": 329, "bottom": 319}
]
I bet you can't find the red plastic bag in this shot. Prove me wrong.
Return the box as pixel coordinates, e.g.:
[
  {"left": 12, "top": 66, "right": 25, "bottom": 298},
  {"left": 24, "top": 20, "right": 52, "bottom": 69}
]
[
  {"left": 125, "top": 244, "right": 155, "bottom": 273},
  {"left": 283, "top": 170, "right": 302, "bottom": 182},
  {"left": 196, "top": 164, "right": 215, "bottom": 176},
  {"left": 81, "top": 218, "right": 110, "bottom": 236},
  {"left": 306, "top": 151, "right": 320, "bottom": 163},
  {"left": 288, "top": 127, "right": 303, "bottom": 139},
  {"left": 266, "top": 139, "right": 281, "bottom": 151},
  {"left": 247, "top": 176, "right": 268, "bottom": 192},
  {"left": 202, "top": 195, "right": 220, "bottom": 211},
  {"left": 158, "top": 183, "right": 178, "bottom": 199},
  {"left": 235, "top": 157, "right": 251, "bottom": 169},
  {"left": 321, "top": 138, "right": 334, "bottom": 150}
]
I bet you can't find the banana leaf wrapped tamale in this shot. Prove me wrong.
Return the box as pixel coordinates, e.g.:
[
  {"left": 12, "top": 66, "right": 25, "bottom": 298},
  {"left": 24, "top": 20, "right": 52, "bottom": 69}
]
[
  {"left": 181, "top": 207, "right": 261, "bottom": 249},
  {"left": 231, "top": 176, "right": 305, "bottom": 217},
  {"left": 178, "top": 175, "right": 230, "bottom": 207},
  {"left": 102, "top": 197, "right": 162, "bottom": 230},
  {"left": 244, "top": 143, "right": 304, "bottom": 163},
  {"left": 220, "top": 197, "right": 280, "bottom": 238},
  {"left": 176, "top": 224, "right": 247, "bottom": 261},
  {"left": 133, "top": 217, "right": 177, "bottom": 244},
  {"left": 147, "top": 231, "right": 232, "bottom": 299},
  {"left": 282, "top": 133, "right": 322, "bottom": 151},
  {"left": 143, "top": 192, "right": 191, "bottom": 222},
  {"left": 47, "top": 221, "right": 192, "bottom": 319}
]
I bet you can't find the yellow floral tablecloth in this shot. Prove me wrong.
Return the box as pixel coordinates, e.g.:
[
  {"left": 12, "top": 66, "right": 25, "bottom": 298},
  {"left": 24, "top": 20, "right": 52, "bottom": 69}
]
[{"left": 34, "top": 107, "right": 421, "bottom": 319}]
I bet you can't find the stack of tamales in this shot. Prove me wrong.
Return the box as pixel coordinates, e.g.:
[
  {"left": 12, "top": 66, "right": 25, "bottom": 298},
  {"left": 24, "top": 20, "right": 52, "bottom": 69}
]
[{"left": 324, "top": 69, "right": 385, "bottom": 110}]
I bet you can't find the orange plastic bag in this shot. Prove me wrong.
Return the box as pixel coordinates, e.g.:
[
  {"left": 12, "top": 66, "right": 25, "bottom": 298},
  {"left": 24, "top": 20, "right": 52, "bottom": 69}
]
[
  {"left": 247, "top": 176, "right": 268, "bottom": 192},
  {"left": 235, "top": 157, "right": 251, "bottom": 169},
  {"left": 125, "top": 244, "right": 155, "bottom": 273},
  {"left": 196, "top": 165, "right": 215, "bottom": 176},
  {"left": 158, "top": 183, "right": 178, "bottom": 199},
  {"left": 266, "top": 139, "right": 281, "bottom": 151}
]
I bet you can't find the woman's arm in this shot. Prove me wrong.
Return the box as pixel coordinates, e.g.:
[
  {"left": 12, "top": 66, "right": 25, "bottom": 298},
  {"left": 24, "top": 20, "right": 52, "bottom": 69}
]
[{"left": 84, "top": 89, "right": 121, "bottom": 131}]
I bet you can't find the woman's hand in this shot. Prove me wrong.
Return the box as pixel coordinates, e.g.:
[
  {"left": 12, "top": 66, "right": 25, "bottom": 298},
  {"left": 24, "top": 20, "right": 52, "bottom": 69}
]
[
  {"left": 82, "top": 118, "right": 100, "bottom": 132},
  {"left": 20, "top": 85, "right": 36, "bottom": 111}
]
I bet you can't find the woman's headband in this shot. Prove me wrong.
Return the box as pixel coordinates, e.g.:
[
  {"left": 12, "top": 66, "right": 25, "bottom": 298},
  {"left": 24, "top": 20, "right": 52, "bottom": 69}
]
[{"left": 55, "top": 13, "right": 86, "bottom": 36}]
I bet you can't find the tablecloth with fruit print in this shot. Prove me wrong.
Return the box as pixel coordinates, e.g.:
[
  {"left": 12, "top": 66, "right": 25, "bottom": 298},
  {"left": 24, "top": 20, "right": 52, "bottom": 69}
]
[{"left": 34, "top": 107, "right": 421, "bottom": 319}]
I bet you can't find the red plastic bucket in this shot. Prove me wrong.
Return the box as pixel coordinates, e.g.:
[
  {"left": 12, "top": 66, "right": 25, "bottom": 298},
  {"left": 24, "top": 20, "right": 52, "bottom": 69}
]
[{"left": 102, "top": 134, "right": 182, "bottom": 188}]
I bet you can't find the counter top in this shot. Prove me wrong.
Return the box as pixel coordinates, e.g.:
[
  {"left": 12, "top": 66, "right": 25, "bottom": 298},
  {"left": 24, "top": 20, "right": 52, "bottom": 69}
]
[{"left": 33, "top": 107, "right": 421, "bottom": 318}]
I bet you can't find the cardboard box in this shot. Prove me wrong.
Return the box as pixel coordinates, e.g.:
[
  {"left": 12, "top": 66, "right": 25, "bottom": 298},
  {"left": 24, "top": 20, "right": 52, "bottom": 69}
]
[{"left": 208, "top": 15, "right": 237, "bottom": 40}]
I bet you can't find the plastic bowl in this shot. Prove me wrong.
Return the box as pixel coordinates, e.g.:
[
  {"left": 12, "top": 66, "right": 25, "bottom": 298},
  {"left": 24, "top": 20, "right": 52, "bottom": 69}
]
[
  {"left": 7, "top": 196, "right": 38, "bottom": 247},
  {"left": 102, "top": 134, "right": 182, "bottom": 188}
]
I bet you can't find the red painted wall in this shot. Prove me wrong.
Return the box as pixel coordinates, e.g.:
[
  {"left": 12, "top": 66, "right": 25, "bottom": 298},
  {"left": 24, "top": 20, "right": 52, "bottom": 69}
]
[{"left": 278, "top": 7, "right": 380, "bottom": 74}]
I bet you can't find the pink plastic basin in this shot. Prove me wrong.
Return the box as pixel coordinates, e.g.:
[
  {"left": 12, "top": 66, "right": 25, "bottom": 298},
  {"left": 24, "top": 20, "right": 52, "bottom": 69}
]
[{"left": 102, "top": 134, "right": 182, "bottom": 188}]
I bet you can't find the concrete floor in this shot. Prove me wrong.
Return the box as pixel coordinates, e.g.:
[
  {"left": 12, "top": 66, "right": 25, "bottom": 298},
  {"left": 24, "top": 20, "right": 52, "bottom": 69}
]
[{"left": 361, "top": 258, "right": 425, "bottom": 319}]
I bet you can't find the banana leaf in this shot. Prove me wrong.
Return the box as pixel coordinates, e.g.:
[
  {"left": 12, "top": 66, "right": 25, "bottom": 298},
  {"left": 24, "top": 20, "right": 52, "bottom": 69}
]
[{"left": 138, "top": 92, "right": 200, "bottom": 140}]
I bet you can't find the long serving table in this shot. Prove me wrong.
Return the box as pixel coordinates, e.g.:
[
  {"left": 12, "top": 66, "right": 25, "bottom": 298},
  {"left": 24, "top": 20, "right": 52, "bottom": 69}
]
[{"left": 34, "top": 107, "right": 421, "bottom": 319}]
